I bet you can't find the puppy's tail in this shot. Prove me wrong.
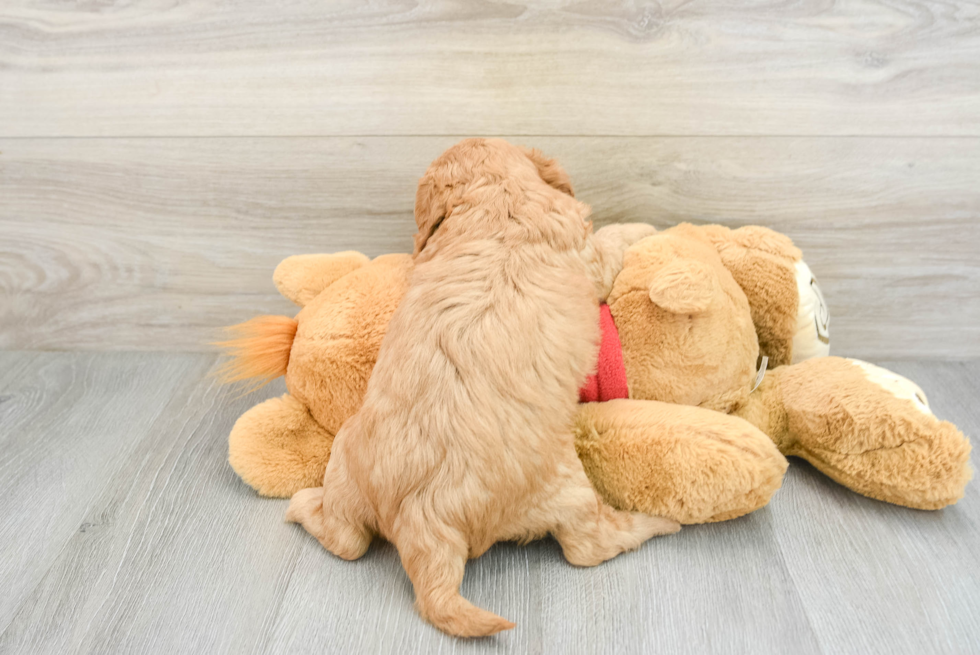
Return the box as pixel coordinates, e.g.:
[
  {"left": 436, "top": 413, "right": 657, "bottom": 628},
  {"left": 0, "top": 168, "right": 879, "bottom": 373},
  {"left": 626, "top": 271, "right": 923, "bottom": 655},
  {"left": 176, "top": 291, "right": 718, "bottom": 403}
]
[
  {"left": 213, "top": 315, "right": 297, "bottom": 388},
  {"left": 418, "top": 584, "right": 515, "bottom": 639},
  {"left": 397, "top": 526, "right": 515, "bottom": 638}
]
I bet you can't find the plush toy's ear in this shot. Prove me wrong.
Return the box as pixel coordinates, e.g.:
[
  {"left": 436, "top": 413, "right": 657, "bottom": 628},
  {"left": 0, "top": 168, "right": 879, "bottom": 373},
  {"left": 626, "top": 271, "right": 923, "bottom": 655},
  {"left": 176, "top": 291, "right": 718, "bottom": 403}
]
[
  {"left": 648, "top": 259, "right": 719, "bottom": 314},
  {"left": 686, "top": 223, "right": 804, "bottom": 367},
  {"left": 522, "top": 147, "right": 575, "bottom": 197},
  {"left": 273, "top": 252, "right": 370, "bottom": 307}
]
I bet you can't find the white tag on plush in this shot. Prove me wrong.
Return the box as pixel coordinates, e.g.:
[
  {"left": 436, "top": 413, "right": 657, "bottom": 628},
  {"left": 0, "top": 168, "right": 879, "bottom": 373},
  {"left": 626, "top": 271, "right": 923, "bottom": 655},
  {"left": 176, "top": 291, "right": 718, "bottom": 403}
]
[{"left": 751, "top": 356, "right": 769, "bottom": 393}]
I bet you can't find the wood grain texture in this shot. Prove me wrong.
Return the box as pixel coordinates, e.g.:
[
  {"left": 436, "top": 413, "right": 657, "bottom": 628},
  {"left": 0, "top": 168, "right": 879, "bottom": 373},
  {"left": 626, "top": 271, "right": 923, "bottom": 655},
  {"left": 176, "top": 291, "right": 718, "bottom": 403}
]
[
  {"left": 0, "top": 351, "right": 211, "bottom": 634},
  {"left": 0, "top": 351, "right": 37, "bottom": 389},
  {"left": 266, "top": 513, "right": 821, "bottom": 655},
  {"left": 1, "top": 1, "right": 979, "bottom": 137},
  {"left": 2, "top": 136, "right": 977, "bottom": 357},
  {"left": 0, "top": 360, "right": 300, "bottom": 655},
  {"left": 0, "top": 354, "right": 976, "bottom": 654}
]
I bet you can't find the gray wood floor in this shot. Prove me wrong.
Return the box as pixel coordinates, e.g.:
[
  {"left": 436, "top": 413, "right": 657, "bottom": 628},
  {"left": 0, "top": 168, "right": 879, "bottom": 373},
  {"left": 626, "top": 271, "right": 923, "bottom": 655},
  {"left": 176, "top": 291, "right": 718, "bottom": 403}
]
[{"left": 0, "top": 352, "right": 977, "bottom": 654}]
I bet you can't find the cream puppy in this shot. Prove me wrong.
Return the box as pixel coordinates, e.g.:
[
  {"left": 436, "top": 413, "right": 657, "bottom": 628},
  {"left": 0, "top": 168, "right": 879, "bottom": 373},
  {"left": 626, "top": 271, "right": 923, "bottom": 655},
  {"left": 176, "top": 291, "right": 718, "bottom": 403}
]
[{"left": 287, "top": 139, "right": 678, "bottom": 637}]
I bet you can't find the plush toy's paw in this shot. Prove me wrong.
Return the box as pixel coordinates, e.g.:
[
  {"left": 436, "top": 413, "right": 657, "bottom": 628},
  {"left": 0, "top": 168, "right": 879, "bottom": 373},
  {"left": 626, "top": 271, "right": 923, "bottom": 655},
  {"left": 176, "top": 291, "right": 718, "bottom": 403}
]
[
  {"left": 574, "top": 400, "right": 788, "bottom": 524},
  {"left": 775, "top": 357, "right": 973, "bottom": 509},
  {"left": 228, "top": 393, "right": 335, "bottom": 497}
]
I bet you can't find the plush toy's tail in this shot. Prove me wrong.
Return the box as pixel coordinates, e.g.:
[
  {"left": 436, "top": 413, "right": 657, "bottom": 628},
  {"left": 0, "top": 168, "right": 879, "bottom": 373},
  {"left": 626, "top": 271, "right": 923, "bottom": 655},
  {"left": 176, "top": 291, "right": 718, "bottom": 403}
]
[{"left": 214, "top": 315, "right": 298, "bottom": 387}]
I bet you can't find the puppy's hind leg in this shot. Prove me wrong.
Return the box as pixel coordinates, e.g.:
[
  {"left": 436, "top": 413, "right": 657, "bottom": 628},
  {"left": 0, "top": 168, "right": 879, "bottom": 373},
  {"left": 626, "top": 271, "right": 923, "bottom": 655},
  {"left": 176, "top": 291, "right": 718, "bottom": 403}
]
[
  {"left": 394, "top": 520, "right": 514, "bottom": 638},
  {"left": 549, "top": 468, "right": 680, "bottom": 567},
  {"left": 285, "top": 464, "right": 373, "bottom": 560}
]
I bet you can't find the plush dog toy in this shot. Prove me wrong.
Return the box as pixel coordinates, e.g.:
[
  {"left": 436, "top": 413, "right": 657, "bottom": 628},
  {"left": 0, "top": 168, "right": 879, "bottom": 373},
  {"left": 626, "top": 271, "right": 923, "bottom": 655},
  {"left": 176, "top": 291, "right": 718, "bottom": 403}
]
[{"left": 220, "top": 224, "right": 972, "bottom": 523}]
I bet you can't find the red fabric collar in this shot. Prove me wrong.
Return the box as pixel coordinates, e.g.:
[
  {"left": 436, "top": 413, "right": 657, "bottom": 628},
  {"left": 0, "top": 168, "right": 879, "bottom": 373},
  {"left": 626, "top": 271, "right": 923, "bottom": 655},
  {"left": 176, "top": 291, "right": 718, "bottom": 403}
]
[{"left": 579, "top": 304, "right": 629, "bottom": 403}]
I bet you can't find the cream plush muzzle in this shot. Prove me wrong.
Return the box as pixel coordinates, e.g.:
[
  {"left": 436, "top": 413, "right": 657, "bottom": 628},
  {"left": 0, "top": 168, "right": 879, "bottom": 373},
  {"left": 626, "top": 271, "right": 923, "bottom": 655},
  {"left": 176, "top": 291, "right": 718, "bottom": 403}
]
[{"left": 850, "top": 359, "right": 932, "bottom": 415}]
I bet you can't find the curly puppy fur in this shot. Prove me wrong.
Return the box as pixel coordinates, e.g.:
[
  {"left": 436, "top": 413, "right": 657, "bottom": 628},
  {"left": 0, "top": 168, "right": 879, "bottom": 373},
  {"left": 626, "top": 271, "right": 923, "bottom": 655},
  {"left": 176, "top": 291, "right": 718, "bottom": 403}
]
[{"left": 286, "top": 139, "right": 679, "bottom": 637}]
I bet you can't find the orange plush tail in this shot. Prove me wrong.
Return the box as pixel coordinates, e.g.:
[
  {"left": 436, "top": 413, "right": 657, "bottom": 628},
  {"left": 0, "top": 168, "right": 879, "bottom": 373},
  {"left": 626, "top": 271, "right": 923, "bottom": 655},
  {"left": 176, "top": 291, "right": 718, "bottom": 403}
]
[{"left": 214, "top": 315, "right": 298, "bottom": 388}]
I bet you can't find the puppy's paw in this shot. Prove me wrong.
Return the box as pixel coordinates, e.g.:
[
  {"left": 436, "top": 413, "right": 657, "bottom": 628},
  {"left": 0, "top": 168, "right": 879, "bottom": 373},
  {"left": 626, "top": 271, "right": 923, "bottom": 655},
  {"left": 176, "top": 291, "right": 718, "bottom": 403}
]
[
  {"left": 631, "top": 512, "right": 681, "bottom": 540},
  {"left": 285, "top": 487, "right": 324, "bottom": 528},
  {"left": 286, "top": 486, "right": 372, "bottom": 559}
]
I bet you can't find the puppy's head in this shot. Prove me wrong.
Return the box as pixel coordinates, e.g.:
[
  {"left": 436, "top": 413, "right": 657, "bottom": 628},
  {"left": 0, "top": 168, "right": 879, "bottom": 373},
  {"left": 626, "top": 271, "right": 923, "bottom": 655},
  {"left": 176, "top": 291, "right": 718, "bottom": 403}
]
[{"left": 413, "top": 138, "right": 581, "bottom": 257}]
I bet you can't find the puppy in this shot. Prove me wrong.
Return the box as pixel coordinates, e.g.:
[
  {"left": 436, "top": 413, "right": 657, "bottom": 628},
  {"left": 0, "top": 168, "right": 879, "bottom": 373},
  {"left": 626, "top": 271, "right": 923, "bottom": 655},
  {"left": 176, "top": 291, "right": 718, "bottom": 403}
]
[{"left": 286, "top": 139, "right": 679, "bottom": 637}]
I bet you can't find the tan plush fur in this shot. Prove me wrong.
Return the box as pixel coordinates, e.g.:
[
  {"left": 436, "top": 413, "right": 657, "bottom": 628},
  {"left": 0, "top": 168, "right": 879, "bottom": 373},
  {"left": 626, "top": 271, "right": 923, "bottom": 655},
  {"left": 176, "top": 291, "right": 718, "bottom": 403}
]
[
  {"left": 274, "top": 251, "right": 370, "bottom": 307},
  {"left": 575, "top": 399, "right": 788, "bottom": 523},
  {"left": 283, "top": 139, "right": 678, "bottom": 638},
  {"left": 697, "top": 224, "right": 802, "bottom": 366},
  {"left": 224, "top": 254, "right": 413, "bottom": 497},
  {"left": 287, "top": 254, "right": 412, "bottom": 436},
  {"left": 737, "top": 358, "right": 973, "bottom": 509},
  {"left": 222, "top": 222, "right": 970, "bottom": 538},
  {"left": 588, "top": 224, "right": 971, "bottom": 514},
  {"left": 229, "top": 393, "right": 335, "bottom": 497},
  {"left": 607, "top": 225, "right": 758, "bottom": 413}
]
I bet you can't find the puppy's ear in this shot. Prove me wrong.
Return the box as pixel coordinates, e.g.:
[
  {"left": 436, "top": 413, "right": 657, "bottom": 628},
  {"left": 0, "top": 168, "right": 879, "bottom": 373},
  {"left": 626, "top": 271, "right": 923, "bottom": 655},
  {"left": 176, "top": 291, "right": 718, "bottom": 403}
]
[
  {"left": 523, "top": 148, "right": 575, "bottom": 197},
  {"left": 413, "top": 173, "right": 446, "bottom": 257}
]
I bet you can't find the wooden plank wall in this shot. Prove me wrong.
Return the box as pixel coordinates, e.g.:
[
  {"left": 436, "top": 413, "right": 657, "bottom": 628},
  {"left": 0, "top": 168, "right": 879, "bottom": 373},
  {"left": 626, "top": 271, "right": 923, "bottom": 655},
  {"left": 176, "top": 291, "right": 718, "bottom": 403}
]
[{"left": 1, "top": 1, "right": 978, "bottom": 358}]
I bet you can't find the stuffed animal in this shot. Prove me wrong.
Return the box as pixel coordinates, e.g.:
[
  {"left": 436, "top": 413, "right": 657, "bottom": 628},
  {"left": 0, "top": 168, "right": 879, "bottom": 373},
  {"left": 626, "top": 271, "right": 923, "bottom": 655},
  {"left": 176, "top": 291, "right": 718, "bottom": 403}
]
[{"left": 219, "top": 224, "right": 972, "bottom": 524}]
